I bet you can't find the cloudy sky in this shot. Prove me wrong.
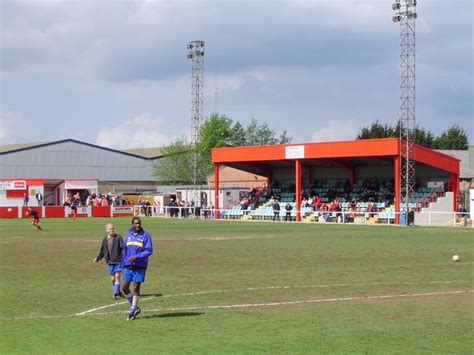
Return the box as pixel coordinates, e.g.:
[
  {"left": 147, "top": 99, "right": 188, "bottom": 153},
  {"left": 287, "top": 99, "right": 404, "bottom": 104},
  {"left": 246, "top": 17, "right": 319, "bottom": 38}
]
[{"left": 1, "top": 0, "right": 472, "bottom": 149}]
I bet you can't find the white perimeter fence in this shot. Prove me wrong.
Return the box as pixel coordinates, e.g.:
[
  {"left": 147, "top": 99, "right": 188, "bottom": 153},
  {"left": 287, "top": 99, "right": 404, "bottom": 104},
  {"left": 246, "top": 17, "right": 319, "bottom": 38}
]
[{"left": 132, "top": 206, "right": 472, "bottom": 228}]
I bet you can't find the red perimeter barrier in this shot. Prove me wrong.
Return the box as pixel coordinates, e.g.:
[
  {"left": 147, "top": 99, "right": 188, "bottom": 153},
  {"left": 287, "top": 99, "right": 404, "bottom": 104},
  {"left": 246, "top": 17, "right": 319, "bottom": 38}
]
[
  {"left": 45, "top": 206, "right": 65, "bottom": 218},
  {"left": 0, "top": 207, "right": 19, "bottom": 218},
  {"left": 0, "top": 206, "right": 125, "bottom": 219},
  {"left": 92, "top": 206, "right": 111, "bottom": 217}
]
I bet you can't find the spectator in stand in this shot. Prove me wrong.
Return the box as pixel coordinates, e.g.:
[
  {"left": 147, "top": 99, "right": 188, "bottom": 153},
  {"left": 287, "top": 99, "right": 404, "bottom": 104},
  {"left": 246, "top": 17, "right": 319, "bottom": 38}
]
[
  {"left": 272, "top": 200, "right": 281, "bottom": 221},
  {"left": 144, "top": 200, "right": 151, "bottom": 217},
  {"left": 321, "top": 205, "right": 330, "bottom": 222},
  {"left": 241, "top": 198, "right": 249, "bottom": 211},
  {"left": 183, "top": 200, "right": 189, "bottom": 218},
  {"left": 169, "top": 199, "right": 178, "bottom": 217},
  {"left": 101, "top": 196, "right": 108, "bottom": 206},
  {"left": 285, "top": 202, "right": 292, "bottom": 221},
  {"left": 210, "top": 202, "right": 215, "bottom": 219},
  {"left": 314, "top": 196, "right": 322, "bottom": 210},
  {"left": 23, "top": 192, "right": 29, "bottom": 207},
  {"left": 35, "top": 191, "right": 43, "bottom": 207},
  {"left": 154, "top": 201, "right": 161, "bottom": 215},
  {"left": 201, "top": 200, "right": 208, "bottom": 219},
  {"left": 457, "top": 203, "right": 466, "bottom": 219},
  {"left": 349, "top": 199, "right": 357, "bottom": 210},
  {"left": 340, "top": 208, "right": 348, "bottom": 223}
]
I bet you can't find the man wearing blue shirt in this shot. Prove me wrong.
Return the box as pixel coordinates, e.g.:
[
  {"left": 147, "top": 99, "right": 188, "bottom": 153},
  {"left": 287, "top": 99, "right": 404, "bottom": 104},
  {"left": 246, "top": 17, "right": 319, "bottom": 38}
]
[{"left": 121, "top": 217, "right": 153, "bottom": 321}]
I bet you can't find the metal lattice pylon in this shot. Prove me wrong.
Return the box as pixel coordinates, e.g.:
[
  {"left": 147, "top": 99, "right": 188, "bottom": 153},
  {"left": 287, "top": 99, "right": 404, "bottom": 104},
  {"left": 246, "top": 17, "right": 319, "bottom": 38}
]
[
  {"left": 187, "top": 40, "right": 205, "bottom": 206},
  {"left": 393, "top": 0, "right": 417, "bottom": 224}
]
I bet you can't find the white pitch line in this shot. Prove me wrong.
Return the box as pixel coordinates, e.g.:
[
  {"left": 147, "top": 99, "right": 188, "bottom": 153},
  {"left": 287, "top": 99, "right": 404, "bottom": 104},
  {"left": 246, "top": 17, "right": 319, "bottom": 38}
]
[
  {"left": 74, "top": 280, "right": 466, "bottom": 316},
  {"left": 141, "top": 290, "right": 474, "bottom": 313},
  {"left": 2, "top": 289, "right": 472, "bottom": 321},
  {"left": 75, "top": 297, "right": 154, "bottom": 316}
]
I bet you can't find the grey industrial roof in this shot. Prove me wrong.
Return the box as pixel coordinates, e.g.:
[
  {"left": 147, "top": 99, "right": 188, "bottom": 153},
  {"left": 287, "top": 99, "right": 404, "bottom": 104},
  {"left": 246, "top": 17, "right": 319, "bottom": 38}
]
[{"left": 0, "top": 139, "right": 160, "bottom": 160}]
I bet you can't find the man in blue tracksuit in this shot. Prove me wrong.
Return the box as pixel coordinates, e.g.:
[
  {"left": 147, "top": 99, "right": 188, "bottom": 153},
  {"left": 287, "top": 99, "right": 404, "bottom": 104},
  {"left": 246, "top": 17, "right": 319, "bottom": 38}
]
[{"left": 121, "top": 217, "right": 153, "bottom": 321}]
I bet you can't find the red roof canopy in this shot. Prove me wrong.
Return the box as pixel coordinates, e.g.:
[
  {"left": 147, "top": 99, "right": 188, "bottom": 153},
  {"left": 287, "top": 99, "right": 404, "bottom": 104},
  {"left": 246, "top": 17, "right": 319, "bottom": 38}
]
[{"left": 212, "top": 138, "right": 459, "bottom": 175}]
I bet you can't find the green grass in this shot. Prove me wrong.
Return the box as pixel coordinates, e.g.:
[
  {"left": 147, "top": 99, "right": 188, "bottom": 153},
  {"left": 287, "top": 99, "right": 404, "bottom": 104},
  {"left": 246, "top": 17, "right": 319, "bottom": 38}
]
[{"left": 0, "top": 218, "right": 473, "bottom": 353}]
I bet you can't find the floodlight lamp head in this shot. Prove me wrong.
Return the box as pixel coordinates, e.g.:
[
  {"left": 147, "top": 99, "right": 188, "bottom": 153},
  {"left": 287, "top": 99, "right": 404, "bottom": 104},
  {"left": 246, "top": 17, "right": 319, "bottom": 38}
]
[
  {"left": 408, "top": 12, "right": 418, "bottom": 19},
  {"left": 187, "top": 54, "right": 193, "bottom": 59},
  {"left": 392, "top": 3, "right": 401, "bottom": 10},
  {"left": 392, "top": 15, "right": 402, "bottom": 23}
]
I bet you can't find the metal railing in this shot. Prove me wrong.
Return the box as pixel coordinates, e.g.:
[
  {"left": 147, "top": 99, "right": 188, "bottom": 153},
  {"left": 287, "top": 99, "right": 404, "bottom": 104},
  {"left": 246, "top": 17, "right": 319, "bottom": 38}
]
[{"left": 131, "top": 206, "right": 473, "bottom": 228}]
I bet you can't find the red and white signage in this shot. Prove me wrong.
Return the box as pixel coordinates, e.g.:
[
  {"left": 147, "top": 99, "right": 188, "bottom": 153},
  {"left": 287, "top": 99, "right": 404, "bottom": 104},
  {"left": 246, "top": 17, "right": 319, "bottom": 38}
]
[{"left": 0, "top": 180, "right": 27, "bottom": 190}]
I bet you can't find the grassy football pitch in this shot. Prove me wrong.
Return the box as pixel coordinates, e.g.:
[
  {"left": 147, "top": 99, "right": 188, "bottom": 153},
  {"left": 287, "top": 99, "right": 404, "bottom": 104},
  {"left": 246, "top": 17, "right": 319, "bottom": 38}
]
[{"left": 0, "top": 217, "right": 473, "bottom": 353}]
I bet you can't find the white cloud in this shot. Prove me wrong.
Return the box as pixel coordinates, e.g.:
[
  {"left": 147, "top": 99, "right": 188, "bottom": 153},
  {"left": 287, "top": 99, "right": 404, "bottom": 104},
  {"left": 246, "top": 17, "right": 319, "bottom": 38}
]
[
  {"left": 311, "top": 120, "right": 367, "bottom": 143},
  {"left": 127, "top": 0, "right": 171, "bottom": 26},
  {"left": 96, "top": 113, "right": 172, "bottom": 149},
  {"left": 0, "top": 112, "right": 22, "bottom": 142}
]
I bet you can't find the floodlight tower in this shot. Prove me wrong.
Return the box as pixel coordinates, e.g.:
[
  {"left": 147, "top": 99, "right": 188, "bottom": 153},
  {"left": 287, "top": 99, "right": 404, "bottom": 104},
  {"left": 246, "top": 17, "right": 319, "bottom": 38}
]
[
  {"left": 392, "top": 0, "right": 417, "bottom": 225},
  {"left": 186, "top": 40, "right": 205, "bottom": 206}
]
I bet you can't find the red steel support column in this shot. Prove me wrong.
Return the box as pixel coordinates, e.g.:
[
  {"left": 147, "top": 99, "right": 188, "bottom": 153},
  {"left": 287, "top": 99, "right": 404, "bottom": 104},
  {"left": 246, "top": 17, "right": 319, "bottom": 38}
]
[
  {"left": 451, "top": 173, "right": 459, "bottom": 212},
  {"left": 295, "top": 160, "right": 302, "bottom": 222},
  {"left": 214, "top": 164, "right": 220, "bottom": 219},
  {"left": 394, "top": 155, "right": 400, "bottom": 224}
]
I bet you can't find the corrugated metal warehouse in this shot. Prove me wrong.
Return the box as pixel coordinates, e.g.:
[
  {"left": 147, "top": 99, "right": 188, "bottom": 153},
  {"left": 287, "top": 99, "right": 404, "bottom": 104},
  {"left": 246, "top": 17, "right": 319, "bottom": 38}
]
[{"left": 0, "top": 139, "right": 162, "bottom": 206}]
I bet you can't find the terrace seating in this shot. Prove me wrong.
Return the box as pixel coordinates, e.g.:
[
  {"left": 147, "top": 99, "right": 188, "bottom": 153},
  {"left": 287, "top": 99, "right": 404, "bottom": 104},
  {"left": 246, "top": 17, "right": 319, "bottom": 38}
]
[{"left": 226, "top": 181, "right": 447, "bottom": 224}]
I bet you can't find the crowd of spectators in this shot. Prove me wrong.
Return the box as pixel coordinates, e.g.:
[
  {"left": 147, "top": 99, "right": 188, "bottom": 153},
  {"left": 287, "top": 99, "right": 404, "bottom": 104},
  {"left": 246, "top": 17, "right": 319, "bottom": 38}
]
[
  {"left": 63, "top": 191, "right": 133, "bottom": 207},
  {"left": 167, "top": 199, "right": 215, "bottom": 219}
]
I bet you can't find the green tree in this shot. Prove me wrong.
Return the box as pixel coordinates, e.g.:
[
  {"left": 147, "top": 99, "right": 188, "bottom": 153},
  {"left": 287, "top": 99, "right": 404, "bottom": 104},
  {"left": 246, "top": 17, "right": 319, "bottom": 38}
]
[
  {"left": 414, "top": 125, "right": 435, "bottom": 148},
  {"left": 152, "top": 138, "right": 207, "bottom": 185},
  {"left": 356, "top": 121, "right": 394, "bottom": 140},
  {"left": 153, "top": 114, "right": 293, "bottom": 183},
  {"left": 242, "top": 118, "right": 291, "bottom": 146},
  {"left": 228, "top": 121, "right": 246, "bottom": 147},
  {"left": 197, "top": 113, "right": 233, "bottom": 176},
  {"left": 357, "top": 121, "right": 435, "bottom": 148},
  {"left": 433, "top": 124, "right": 469, "bottom": 150},
  {"left": 198, "top": 113, "right": 233, "bottom": 153},
  {"left": 278, "top": 130, "right": 292, "bottom": 144}
]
